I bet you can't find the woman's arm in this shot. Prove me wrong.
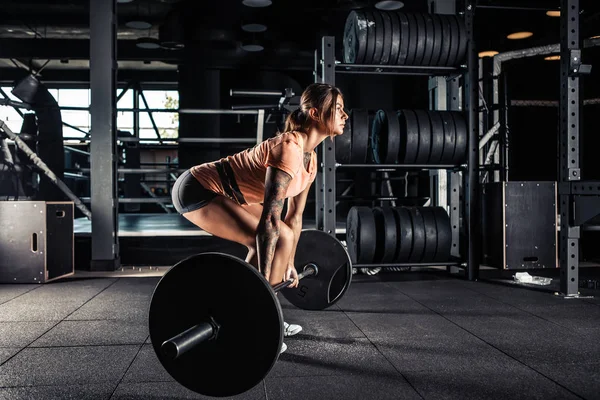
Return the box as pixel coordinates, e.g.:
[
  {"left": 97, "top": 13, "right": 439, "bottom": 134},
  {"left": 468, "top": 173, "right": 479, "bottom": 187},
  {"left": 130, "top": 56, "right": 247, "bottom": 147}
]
[
  {"left": 256, "top": 166, "right": 292, "bottom": 280},
  {"left": 283, "top": 183, "right": 311, "bottom": 267}
]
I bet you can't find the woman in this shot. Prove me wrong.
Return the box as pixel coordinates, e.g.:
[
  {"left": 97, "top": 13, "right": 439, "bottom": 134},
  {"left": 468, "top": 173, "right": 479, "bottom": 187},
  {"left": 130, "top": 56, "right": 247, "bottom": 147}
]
[{"left": 171, "top": 83, "right": 348, "bottom": 352}]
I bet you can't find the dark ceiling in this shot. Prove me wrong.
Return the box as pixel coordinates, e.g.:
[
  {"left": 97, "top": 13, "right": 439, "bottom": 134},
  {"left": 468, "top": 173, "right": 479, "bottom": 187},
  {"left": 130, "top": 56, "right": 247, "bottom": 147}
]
[{"left": 1, "top": 0, "right": 600, "bottom": 83}]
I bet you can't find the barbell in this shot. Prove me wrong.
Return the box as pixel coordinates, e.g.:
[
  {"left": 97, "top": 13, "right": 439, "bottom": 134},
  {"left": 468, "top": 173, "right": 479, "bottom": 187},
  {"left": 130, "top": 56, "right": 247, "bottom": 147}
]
[{"left": 148, "top": 229, "right": 353, "bottom": 398}]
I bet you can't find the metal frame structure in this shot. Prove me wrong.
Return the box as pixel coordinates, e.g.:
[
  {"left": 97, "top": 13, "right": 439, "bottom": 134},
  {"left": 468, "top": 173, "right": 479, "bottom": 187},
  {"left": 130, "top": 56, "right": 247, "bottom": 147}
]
[
  {"left": 557, "top": 0, "right": 597, "bottom": 297},
  {"left": 313, "top": 0, "right": 479, "bottom": 276}
]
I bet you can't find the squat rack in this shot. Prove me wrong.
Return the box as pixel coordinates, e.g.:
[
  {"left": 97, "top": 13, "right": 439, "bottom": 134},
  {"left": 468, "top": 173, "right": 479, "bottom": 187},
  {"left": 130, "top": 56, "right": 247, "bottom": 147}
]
[{"left": 313, "top": 0, "right": 479, "bottom": 279}]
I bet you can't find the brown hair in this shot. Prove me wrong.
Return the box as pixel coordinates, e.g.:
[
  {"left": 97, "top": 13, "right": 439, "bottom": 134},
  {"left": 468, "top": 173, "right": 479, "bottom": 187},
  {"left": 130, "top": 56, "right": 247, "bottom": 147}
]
[{"left": 281, "top": 83, "right": 343, "bottom": 137}]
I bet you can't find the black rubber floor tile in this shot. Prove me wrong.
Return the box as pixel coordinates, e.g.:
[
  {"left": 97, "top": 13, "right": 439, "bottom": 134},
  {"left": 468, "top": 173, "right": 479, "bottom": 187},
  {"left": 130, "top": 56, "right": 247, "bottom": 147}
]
[
  {"left": 444, "top": 314, "right": 600, "bottom": 365},
  {"left": 121, "top": 344, "right": 172, "bottom": 384},
  {"left": 371, "top": 334, "right": 516, "bottom": 373},
  {"left": 0, "top": 300, "right": 83, "bottom": 322},
  {"left": 336, "top": 282, "right": 430, "bottom": 314},
  {"left": 403, "top": 366, "right": 582, "bottom": 400},
  {"left": 265, "top": 374, "right": 421, "bottom": 400},
  {"left": 0, "top": 345, "right": 139, "bottom": 387},
  {"left": 0, "top": 383, "right": 115, "bottom": 400},
  {"left": 0, "top": 322, "right": 56, "bottom": 347},
  {"left": 530, "top": 361, "right": 600, "bottom": 400},
  {"left": 66, "top": 299, "right": 149, "bottom": 322},
  {"left": 111, "top": 381, "right": 266, "bottom": 400},
  {"left": 0, "top": 285, "right": 37, "bottom": 305},
  {"left": 279, "top": 308, "right": 366, "bottom": 339},
  {"left": 11, "top": 279, "right": 116, "bottom": 304},
  {"left": 270, "top": 337, "right": 400, "bottom": 379},
  {"left": 0, "top": 349, "right": 20, "bottom": 365},
  {"left": 345, "top": 311, "right": 467, "bottom": 340},
  {"left": 30, "top": 320, "right": 148, "bottom": 347}
]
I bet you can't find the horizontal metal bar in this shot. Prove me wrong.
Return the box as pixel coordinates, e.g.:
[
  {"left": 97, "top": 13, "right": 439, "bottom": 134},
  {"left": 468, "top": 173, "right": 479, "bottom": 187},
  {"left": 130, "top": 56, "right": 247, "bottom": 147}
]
[
  {"left": 230, "top": 89, "right": 284, "bottom": 97},
  {"left": 231, "top": 104, "right": 279, "bottom": 110},
  {"left": 71, "top": 137, "right": 256, "bottom": 144},
  {"left": 335, "top": 69, "right": 457, "bottom": 77},
  {"left": 64, "top": 146, "right": 90, "bottom": 156},
  {"left": 336, "top": 63, "right": 458, "bottom": 71},
  {"left": 80, "top": 197, "right": 172, "bottom": 203},
  {"left": 354, "top": 262, "right": 463, "bottom": 268},
  {"left": 510, "top": 99, "right": 600, "bottom": 107},
  {"left": 64, "top": 172, "right": 89, "bottom": 180},
  {"left": 14, "top": 104, "right": 261, "bottom": 115},
  {"left": 336, "top": 164, "right": 462, "bottom": 169},
  {"left": 71, "top": 168, "right": 186, "bottom": 174}
]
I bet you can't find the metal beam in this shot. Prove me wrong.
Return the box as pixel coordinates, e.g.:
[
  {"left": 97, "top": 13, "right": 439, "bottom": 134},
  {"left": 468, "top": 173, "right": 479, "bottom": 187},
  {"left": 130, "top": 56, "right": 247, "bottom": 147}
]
[{"left": 89, "top": 0, "right": 120, "bottom": 271}]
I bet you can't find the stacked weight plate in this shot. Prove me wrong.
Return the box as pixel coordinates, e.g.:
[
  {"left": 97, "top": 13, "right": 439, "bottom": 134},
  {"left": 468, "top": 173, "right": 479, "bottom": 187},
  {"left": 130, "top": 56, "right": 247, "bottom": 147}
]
[
  {"left": 343, "top": 10, "right": 467, "bottom": 67},
  {"left": 371, "top": 109, "right": 467, "bottom": 165},
  {"left": 346, "top": 206, "right": 452, "bottom": 265}
]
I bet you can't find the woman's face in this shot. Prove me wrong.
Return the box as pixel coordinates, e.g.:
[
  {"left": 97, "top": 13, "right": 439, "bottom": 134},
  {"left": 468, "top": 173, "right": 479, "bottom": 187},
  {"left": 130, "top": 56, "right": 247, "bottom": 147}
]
[{"left": 332, "top": 97, "right": 349, "bottom": 136}]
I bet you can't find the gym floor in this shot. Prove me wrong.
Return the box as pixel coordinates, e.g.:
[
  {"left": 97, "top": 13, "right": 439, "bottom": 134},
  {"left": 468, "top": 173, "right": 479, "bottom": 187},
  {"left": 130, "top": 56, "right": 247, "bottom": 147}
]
[{"left": 1, "top": 269, "right": 599, "bottom": 399}]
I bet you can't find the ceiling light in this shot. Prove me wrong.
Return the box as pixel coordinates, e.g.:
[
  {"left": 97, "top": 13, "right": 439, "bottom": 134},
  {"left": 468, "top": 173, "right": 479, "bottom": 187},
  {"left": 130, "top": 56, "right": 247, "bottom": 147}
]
[
  {"left": 241, "top": 43, "right": 264, "bottom": 52},
  {"left": 242, "top": 0, "right": 272, "bottom": 7},
  {"left": 125, "top": 20, "right": 152, "bottom": 29},
  {"left": 242, "top": 23, "right": 267, "bottom": 33},
  {"left": 507, "top": 31, "right": 533, "bottom": 39},
  {"left": 479, "top": 50, "right": 499, "bottom": 58},
  {"left": 546, "top": 10, "right": 560, "bottom": 17},
  {"left": 375, "top": 1, "right": 404, "bottom": 10},
  {"left": 545, "top": 55, "right": 560, "bottom": 60},
  {"left": 589, "top": 35, "right": 600, "bottom": 39},
  {"left": 135, "top": 38, "right": 161, "bottom": 49}
]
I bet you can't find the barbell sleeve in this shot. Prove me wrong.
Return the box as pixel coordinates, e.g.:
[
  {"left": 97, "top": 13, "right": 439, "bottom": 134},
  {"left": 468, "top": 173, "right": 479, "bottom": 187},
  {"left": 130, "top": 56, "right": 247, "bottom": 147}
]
[
  {"left": 272, "top": 263, "right": 318, "bottom": 293},
  {"left": 161, "top": 319, "right": 220, "bottom": 360},
  {"left": 161, "top": 263, "right": 317, "bottom": 361}
]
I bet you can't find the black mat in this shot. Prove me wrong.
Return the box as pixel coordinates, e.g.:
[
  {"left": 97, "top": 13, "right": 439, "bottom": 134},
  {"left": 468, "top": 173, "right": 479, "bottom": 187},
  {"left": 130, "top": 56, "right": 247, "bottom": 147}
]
[{"left": 0, "top": 273, "right": 598, "bottom": 400}]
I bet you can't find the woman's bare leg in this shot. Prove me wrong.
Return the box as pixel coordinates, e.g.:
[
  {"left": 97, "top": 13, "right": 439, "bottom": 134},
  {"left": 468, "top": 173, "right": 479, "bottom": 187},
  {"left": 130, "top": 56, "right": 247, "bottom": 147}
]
[{"left": 183, "top": 196, "right": 293, "bottom": 285}]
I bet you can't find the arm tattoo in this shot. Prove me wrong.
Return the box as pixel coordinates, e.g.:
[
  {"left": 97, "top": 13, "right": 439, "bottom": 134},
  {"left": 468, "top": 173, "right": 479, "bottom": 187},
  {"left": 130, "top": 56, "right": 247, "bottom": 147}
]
[{"left": 256, "top": 167, "right": 292, "bottom": 280}]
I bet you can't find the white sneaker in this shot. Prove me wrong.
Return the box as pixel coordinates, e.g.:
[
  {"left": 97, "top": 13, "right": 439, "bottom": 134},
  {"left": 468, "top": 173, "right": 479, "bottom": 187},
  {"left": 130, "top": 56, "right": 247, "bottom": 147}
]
[
  {"left": 283, "top": 321, "right": 302, "bottom": 337},
  {"left": 280, "top": 342, "right": 287, "bottom": 354}
]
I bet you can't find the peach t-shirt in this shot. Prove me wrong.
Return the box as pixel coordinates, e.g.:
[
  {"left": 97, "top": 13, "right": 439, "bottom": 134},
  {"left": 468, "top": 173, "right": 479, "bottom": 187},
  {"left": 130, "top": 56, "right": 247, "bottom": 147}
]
[{"left": 190, "top": 131, "right": 317, "bottom": 206}]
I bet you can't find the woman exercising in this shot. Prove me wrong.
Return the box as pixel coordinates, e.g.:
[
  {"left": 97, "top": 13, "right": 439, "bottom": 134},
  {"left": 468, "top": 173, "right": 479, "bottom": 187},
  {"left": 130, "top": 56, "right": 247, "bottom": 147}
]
[{"left": 171, "top": 83, "right": 348, "bottom": 351}]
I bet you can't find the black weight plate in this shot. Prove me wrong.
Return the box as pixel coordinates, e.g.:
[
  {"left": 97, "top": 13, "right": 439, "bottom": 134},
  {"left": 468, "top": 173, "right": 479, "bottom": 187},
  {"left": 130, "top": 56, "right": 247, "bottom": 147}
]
[
  {"left": 343, "top": 11, "right": 368, "bottom": 64},
  {"left": 346, "top": 206, "right": 377, "bottom": 264},
  {"left": 439, "top": 111, "right": 456, "bottom": 164},
  {"left": 413, "top": 13, "right": 426, "bottom": 65},
  {"left": 372, "top": 206, "right": 385, "bottom": 263},
  {"left": 373, "top": 207, "right": 397, "bottom": 263},
  {"left": 379, "top": 10, "right": 392, "bottom": 65},
  {"left": 456, "top": 16, "right": 468, "bottom": 66},
  {"left": 432, "top": 207, "right": 452, "bottom": 262},
  {"left": 396, "top": 110, "right": 407, "bottom": 163},
  {"left": 372, "top": 10, "right": 385, "bottom": 64},
  {"left": 407, "top": 207, "right": 425, "bottom": 262},
  {"left": 430, "top": 13, "right": 443, "bottom": 66},
  {"left": 393, "top": 207, "right": 413, "bottom": 262},
  {"left": 420, "top": 207, "right": 438, "bottom": 263},
  {"left": 413, "top": 110, "right": 431, "bottom": 164},
  {"left": 351, "top": 108, "right": 369, "bottom": 163},
  {"left": 451, "top": 111, "right": 468, "bottom": 164},
  {"left": 364, "top": 11, "right": 377, "bottom": 64},
  {"left": 427, "top": 110, "right": 444, "bottom": 164},
  {"left": 149, "top": 253, "right": 283, "bottom": 397},
  {"left": 421, "top": 13, "right": 435, "bottom": 66},
  {"left": 397, "top": 12, "right": 410, "bottom": 65},
  {"left": 400, "top": 109, "right": 419, "bottom": 164},
  {"left": 371, "top": 109, "right": 401, "bottom": 164},
  {"left": 385, "top": 109, "right": 401, "bottom": 164},
  {"left": 285, "top": 230, "right": 353, "bottom": 310},
  {"left": 335, "top": 109, "right": 352, "bottom": 163},
  {"left": 388, "top": 11, "right": 401, "bottom": 65},
  {"left": 404, "top": 13, "right": 417, "bottom": 65},
  {"left": 371, "top": 110, "right": 384, "bottom": 163},
  {"left": 447, "top": 14, "right": 460, "bottom": 67},
  {"left": 437, "top": 14, "right": 451, "bottom": 66}
]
